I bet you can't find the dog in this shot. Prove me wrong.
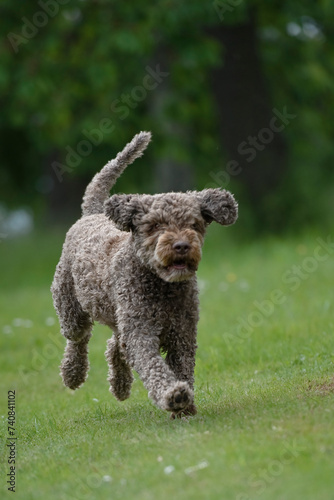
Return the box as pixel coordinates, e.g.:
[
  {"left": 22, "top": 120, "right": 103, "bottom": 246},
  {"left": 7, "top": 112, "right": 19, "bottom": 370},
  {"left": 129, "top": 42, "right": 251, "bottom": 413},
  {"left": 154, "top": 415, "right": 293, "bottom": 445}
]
[{"left": 51, "top": 131, "right": 238, "bottom": 418}]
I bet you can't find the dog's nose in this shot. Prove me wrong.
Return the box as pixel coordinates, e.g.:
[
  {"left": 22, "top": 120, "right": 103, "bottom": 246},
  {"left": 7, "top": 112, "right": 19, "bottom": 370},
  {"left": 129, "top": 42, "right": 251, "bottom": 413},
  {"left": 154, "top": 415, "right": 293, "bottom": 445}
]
[{"left": 172, "top": 241, "right": 190, "bottom": 254}]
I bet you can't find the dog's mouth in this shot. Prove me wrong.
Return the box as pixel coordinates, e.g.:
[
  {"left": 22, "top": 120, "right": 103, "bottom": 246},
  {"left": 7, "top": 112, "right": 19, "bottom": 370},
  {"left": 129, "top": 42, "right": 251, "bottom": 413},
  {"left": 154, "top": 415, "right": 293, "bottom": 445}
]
[
  {"left": 166, "top": 258, "right": 199, "bottom": 274},
  {"left": 157, "top": 257, "right": 199, "bottom": 282},
  {"left": 153, "top": 240, "right": 202, "bottom": 282},
  {"left": 168, "top": 259, "right": 188, "bottom": 271}
]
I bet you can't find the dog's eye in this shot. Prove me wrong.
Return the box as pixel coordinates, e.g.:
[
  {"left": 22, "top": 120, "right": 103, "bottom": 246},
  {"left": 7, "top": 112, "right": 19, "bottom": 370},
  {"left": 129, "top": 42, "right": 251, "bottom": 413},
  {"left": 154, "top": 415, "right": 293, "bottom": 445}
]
[
  {"left": 149, "top": 223, "right": 162, "bottom": 233},
  {"left": 191, "top": 222, "right": 201, "bottom": 231}
]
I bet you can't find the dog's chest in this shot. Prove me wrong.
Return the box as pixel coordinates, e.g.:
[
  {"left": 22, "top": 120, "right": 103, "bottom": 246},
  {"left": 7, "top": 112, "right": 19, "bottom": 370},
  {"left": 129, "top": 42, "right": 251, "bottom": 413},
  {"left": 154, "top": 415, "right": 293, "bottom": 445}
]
[{"left": 115, "top": 269, "right": 199, "bottom": 334}]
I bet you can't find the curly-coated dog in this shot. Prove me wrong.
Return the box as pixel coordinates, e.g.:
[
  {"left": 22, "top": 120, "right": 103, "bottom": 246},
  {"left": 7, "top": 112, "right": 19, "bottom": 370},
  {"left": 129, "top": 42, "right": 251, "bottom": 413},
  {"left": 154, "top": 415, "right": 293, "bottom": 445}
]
[{"left": 51, "top": 132, "right": 238, "bottom": 418}]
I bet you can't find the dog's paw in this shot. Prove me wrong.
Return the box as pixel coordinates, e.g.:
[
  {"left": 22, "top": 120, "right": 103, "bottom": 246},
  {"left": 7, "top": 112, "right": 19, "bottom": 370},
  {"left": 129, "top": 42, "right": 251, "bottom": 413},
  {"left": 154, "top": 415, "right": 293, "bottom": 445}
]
[
  {"left": 60, "top": 356, "right": 89, "bottom": 390},
  {"left": 162, "top": 382, "right": 193, "bottom": 413},
  {"left": 170, "top": 403, "right": 197, "bottom": 420},
  {"left": 168, "top": 386, "right": 189, "bottom": 410}
]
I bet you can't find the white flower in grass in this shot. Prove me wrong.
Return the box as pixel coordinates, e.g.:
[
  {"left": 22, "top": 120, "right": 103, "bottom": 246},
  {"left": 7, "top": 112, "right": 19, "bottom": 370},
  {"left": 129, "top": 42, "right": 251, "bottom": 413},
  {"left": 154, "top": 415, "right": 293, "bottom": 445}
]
[
  {"left": 92, "top": 398, "right": 99, "bottom": 402},
  {"left": 3, "top": 325, "right": 13, "bottom": 334},
  {"left": 198, "top": 279, "right": 209, "bottom": 293},
  {"left": 102, "top": 475, "right": 112, "bottom": 482},
  {"left": 239, "top": 280, "right": 250, "bottom": 292},
  {"left": 12, "top": 318, "right": 23, "bottom": 327},
  {"left": 45, "top": 317, "right": 55, "bottom": 326},
  {"left": 12, "top": 318, "right": 33, "bottom": 328},
  {"left": 184, "top": 460, "right": 209, "bottom": 475},
  {"left": 164, "top": 465, "right": 175, "bottom": 475}
]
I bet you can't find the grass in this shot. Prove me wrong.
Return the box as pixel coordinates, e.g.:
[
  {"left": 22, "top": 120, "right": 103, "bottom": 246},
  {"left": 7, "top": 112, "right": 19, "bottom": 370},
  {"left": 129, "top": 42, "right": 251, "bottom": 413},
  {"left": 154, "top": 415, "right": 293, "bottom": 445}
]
[{"left": 0, "top": 225, "right": 334, "bottom": 500}]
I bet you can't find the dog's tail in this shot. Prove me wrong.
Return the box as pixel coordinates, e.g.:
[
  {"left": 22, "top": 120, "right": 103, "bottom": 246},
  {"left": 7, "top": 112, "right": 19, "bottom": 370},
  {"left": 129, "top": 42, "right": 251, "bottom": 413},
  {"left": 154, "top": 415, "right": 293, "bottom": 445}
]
[{"left": 81, "top": 131, "right": 152, "bottom": 216}]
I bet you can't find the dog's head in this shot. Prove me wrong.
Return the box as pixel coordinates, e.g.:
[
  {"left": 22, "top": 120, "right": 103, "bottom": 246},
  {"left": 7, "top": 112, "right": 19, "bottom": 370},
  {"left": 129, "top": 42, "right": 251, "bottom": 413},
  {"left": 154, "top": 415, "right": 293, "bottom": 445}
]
[{"left": 104, "top": 188, "right": 238, "bottom": 282}]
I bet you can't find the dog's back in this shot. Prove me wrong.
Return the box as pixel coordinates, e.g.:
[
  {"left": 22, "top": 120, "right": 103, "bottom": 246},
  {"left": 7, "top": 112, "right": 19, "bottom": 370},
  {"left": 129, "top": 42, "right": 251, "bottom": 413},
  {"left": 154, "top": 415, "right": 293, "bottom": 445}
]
[{"left": 58, "top": 213, "right": 128, "bottom": 325}]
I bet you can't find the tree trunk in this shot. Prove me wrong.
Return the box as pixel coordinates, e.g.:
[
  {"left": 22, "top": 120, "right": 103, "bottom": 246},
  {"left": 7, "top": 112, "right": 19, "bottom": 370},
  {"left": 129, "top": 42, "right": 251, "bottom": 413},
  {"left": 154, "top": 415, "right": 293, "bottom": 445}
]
[
  {"left": 209, "top": 12, "right": 289, "bottom": 229},
  {"left": 148, "top": 52, "right": 195, "bottom": 193}
]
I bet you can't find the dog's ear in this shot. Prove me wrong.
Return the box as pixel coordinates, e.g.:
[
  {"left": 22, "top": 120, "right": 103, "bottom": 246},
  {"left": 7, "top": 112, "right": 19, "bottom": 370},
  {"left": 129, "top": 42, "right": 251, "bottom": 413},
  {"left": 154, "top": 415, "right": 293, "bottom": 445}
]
[
  {"left": 104, "top": 194, "right": 146, "bottom": 231},
  {"left": 197, "top": 188, "right": 238, "bottom": 226}
]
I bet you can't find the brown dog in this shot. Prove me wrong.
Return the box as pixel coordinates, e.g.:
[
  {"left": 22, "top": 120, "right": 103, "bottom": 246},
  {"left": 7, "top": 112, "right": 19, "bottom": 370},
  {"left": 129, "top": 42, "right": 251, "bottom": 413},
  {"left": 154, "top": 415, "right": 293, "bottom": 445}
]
[{"left": 51, "top": 132, "right": 238, "bottom": 418}]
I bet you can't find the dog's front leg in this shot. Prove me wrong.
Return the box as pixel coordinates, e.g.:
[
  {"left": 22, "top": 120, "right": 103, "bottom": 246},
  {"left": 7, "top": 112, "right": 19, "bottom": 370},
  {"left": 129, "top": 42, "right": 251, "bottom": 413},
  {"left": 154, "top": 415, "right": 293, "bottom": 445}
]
[
  {"left": 165, "top": 331, "right": 198, "bottom": 418},
  {"left": 119, "top": 329, "right": 194, "bottom": 414}
]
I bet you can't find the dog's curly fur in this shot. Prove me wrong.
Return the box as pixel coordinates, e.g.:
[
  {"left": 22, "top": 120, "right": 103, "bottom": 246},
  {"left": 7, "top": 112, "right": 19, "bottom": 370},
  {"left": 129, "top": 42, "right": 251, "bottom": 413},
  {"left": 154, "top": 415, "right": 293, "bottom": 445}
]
[{"left": 51, "top": 131, "right": 238, "bottom": 418}]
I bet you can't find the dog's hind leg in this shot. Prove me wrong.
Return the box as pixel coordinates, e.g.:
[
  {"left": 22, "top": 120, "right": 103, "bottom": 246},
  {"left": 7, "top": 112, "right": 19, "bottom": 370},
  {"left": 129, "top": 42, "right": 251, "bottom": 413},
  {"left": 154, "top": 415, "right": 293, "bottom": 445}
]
[
  {"left": 60, "top": 336, "right": 92, "bottom": 390},
  {"left": 51, "top": 263, "right": 93, "bottom": 390},
  {"left": 105, "top": 332, "right": 134, "bottom": 401}
]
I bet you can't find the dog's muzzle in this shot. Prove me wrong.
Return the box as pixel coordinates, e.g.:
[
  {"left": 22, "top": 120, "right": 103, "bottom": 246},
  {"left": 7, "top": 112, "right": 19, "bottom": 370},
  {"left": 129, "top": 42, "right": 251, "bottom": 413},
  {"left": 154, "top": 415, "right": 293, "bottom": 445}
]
[{"left": 154, "top": 232, "right": 202, "bottom": 281}]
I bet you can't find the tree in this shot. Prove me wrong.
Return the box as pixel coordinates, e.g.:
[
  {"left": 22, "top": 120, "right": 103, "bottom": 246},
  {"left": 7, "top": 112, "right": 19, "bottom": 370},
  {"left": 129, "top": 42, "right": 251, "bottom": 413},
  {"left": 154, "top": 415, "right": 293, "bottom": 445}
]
[{"left": 0, "top": 0, "right": 333, "bottom": 231}]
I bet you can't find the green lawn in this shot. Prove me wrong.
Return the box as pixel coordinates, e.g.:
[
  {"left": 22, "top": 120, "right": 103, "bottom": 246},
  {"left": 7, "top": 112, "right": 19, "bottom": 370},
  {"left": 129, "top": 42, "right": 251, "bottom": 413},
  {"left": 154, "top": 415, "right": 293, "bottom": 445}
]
[{"left": 1, "top": 226, "right": 333, "bottom": 500}]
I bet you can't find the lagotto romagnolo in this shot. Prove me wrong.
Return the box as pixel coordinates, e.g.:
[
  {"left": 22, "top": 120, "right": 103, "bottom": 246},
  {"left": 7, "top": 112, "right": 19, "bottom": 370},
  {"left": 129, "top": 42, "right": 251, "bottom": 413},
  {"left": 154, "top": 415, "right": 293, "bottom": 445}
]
[{"left": 51, "top": 132, "right": 238, "bottom": 418}]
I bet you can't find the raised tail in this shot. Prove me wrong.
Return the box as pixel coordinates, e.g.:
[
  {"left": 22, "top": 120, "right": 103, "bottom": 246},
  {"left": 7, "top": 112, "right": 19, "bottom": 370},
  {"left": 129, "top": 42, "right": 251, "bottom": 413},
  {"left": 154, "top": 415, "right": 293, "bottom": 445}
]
[{"left": 81, "top": 131, "right": 152, "bottom": 216}]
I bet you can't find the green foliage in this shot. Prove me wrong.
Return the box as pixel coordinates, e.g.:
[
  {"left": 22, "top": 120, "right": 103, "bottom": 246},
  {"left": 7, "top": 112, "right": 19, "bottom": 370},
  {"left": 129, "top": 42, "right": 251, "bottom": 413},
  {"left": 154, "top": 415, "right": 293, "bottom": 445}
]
[
  {"left": 0, "top": 1, "right": 333, "bottom": 229},
  {"left": 255, "top": 1, "right": 334, "bottom": 227}
]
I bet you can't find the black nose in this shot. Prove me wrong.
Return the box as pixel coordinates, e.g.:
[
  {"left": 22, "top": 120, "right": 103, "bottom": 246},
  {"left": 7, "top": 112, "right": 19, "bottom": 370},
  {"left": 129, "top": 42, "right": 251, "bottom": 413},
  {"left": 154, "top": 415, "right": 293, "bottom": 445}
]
[{"left": 172, "top": 241, "right": 190, "bottom": 254}]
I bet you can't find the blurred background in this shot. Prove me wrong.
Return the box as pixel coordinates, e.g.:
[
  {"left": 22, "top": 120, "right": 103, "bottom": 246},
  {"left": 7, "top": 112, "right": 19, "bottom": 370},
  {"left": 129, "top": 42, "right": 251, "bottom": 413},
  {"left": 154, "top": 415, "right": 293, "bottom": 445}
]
[
  {"left": 0, "top": 0, "right": 334, "bottom": 238},
  {"left": 2, "top": 5, "right": 334, "bottom": 498}
]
